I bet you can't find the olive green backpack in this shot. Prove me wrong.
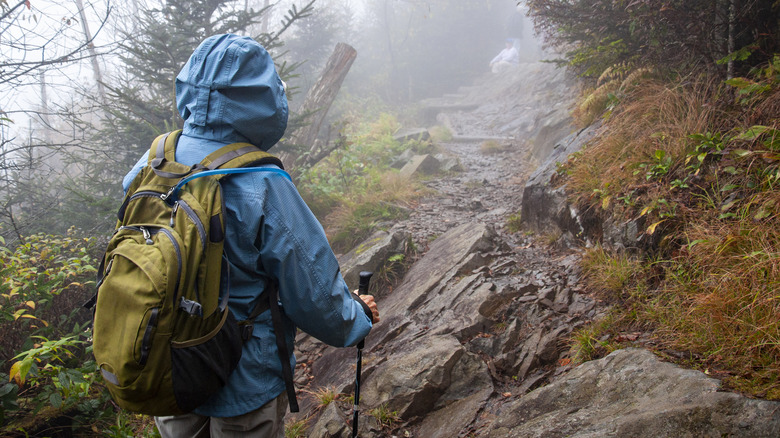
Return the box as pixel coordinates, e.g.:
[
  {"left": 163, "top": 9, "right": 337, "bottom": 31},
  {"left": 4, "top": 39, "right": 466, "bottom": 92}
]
[{"left": 88, "top": 130, "right": 298, "bottom": 415}]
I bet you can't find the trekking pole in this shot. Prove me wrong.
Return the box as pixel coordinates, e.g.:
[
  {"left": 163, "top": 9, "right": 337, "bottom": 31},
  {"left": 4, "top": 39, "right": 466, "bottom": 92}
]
[{"left": 353, "top": 271, "right": 373, "bottom": 438}]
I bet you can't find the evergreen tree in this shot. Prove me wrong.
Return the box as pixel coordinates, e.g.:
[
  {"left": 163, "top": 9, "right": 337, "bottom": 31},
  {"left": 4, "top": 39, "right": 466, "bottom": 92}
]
[
  {"left": 53, "top": 0, "right": 314, "bottom": 236},
  {"left": 524, "top": 0, "right": 780, "bottom": 80}
]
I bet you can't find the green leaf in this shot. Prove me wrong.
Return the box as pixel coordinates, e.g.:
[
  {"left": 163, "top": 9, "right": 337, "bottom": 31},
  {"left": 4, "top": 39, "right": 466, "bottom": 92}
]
[
  {"left": 687, "top": 239, "right": 707, "bottom": 249},
  {"left": 49, "top": 392, "right": 62, "bottom": 409},
  {"left": 720, "top": 184, "right": 740, "bottom": 192},
  {"left": 725, "top": 77, "right": 752, "bottom": 89},
  {"left": 738, "top": 125, "right": 771, "bottom": 141},
  {"left": 721, "top": 199, "right": 739, "bottom": 211},
  {"left": 0, "top": 383, "right": 15, "bottom": 397},
  {"left": 732, "top": 149, "right": 754, "bottom": 158},
  {"left": 754, "top": 208, "right": 772, "bottom": 220}
]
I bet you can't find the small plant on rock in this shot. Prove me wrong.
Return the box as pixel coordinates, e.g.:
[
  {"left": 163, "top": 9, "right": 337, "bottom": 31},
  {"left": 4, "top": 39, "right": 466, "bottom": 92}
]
[
  {"left": 306, "top": 385, "right": 339, "bottom": 409},
  {"left": 505, "top": 211, "right": 523, "bottom": 233},
  {"left": 369, "top": 403, "right": 400, "bottom": 427},
  {"left": 284, "top": 417, "right": 309, "bottom": 438},
  {"left": 479, "top": 140, "right": 504, "bottom": 154}
]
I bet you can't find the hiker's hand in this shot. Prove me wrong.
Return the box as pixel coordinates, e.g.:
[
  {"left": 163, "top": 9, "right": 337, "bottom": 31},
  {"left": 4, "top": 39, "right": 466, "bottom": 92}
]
[{"left": 358, "top": 294, "right": 380, "bottom": 323}]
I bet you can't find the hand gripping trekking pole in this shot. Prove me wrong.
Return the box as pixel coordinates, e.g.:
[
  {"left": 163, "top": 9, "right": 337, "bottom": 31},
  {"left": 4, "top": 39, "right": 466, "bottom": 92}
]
[{"left": 353, "top": 271, "right": 373, "bottom": 438}]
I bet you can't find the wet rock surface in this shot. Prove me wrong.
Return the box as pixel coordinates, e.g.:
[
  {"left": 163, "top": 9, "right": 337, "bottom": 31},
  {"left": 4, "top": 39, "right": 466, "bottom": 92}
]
[
  {"left": 485, "top": 348, "right": 780, "bottom": 438},
  {"left": 291, "top": 63, "right": 780, "bottom": 436}
]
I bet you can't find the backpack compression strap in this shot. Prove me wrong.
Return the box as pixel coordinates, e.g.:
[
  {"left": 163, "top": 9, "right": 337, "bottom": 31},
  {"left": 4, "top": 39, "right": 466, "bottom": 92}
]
[{"left": 265, "top": 278, "right": 300, "bottom": 413}]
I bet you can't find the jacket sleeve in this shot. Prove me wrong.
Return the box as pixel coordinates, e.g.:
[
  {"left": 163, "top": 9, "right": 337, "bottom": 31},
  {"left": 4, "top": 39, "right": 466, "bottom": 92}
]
[
  {"left": 256, "top": 175, "right": 373, "bottom": 347},
  {"left": 122, "top": 151, "right": 150, "bottom": 194}
]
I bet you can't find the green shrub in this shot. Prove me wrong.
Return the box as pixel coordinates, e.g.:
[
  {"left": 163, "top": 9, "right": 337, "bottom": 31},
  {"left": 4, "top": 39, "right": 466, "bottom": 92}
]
[{"left": 0, "top": 228, "right": 97, "bottom": 360}]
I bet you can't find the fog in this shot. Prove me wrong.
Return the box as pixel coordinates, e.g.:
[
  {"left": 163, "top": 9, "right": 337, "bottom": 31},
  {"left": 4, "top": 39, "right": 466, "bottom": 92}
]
[
  {"left": 2, "top": 1, "right": 542, "bottom": 131},
  {"left": 0, "top": 0, "right": 544, "bottom": 238},
  {"left": 281, "top": 0, "right": 541, "bottom": 108}
]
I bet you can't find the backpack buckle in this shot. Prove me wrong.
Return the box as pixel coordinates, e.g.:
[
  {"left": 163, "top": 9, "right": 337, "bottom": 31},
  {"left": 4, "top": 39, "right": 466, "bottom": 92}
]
[
  {"left": 179, "top": 298, "right": 203, "bottom": 317},
  {"left": 239, "top": 322, "right": 254, "bottom": 341}
]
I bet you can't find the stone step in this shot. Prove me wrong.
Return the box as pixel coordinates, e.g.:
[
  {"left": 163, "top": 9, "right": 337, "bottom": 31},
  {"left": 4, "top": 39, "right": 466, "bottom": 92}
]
[{"left": 449, "top": 135, "right": 515, "bottom": 143}]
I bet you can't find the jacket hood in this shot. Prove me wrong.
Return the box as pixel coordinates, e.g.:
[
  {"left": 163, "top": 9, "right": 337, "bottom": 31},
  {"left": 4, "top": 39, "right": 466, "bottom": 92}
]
[{"left": 176, "top": 34, "right": 288, "bottom": 151}]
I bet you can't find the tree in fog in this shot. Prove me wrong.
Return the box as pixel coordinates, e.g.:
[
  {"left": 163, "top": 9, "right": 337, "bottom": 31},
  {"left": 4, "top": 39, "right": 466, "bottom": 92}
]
[
  {"left": 53, "top": 0, "right": 315, "bottom": 236},
  {"left": 524, "top": 0, "right": 780, "bottom": 79},
  {"left": 282, "top": 0, "right": 355, "bottom": 103},
  {"left": 0, "top": 0, "right": 112, "bottom": 241}
]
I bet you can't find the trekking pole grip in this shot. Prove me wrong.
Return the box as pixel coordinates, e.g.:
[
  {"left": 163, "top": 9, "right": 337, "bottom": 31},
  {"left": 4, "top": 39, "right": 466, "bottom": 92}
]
[
  {"left": 353, "top": 271, "right": 372, "bottom": 438},
  {"left": 357, "top": 271, "right": 375, "bottom": 339},
  {"left": 358, "top": 271, "right": 372, "bottom": 295}
]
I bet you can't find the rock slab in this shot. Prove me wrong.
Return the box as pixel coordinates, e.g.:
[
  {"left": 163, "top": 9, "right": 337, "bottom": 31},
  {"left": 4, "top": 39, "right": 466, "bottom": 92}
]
[{"left": 487, "top": 348, "right": 780, "bottom": 438}]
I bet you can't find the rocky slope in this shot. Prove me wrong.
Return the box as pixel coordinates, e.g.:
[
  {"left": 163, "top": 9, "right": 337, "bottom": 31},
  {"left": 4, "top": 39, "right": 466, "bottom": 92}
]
[{"left": 291, "top": 63, "right": 780, "bottom": 437}]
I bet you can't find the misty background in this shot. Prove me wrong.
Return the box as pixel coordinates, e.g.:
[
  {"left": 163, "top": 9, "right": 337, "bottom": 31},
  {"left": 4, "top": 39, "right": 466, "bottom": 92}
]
[{"left": 0, "top": 0, "right": 542, "bottom": 243}]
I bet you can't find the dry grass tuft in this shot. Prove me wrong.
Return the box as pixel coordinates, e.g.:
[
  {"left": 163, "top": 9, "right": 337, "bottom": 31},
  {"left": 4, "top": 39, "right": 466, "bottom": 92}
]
[
  {"left": 581, "top": 246, "right": 645, "bottom": 300},
  {"left": 479, "top": 139, "right": 506, "bottom": 154},
  {"left": 324, "top": 172, "right": 420, "bottom": 253},
  {"left": 567, "top": 78, "right": 724, "bottom": 207},
  {"left": 429, "top": 125, "right": 453, "bottom": 143},
  {"left": 651, "top": 212, "right": 780, "bottom": 397}
]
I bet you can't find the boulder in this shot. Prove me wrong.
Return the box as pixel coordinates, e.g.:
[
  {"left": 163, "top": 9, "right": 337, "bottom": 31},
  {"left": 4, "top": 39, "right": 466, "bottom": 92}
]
[
  {"left": 390, "top": 148, "right": 416, "bottom": 169},
  {"left": 338, "top": 229, "right": 410, "bottom": 293},
  {"left": 307, "top": 403, "right": 349, "bottom": 438},
  {"left": 379, "top": 222, "right": 498, "bottom": 319},
  {"left": 399, "top": 154, "right": 440, "bottom": 179},
  {"left": 521, "top": 124, "right": 601, "bottom": 238},
  {"left": 434, "top": 153, "right": 464, "bottom": 172},
  {"left": 361, "top": 334, "right": 492, "bottom": 420},
  {"left": 487, "top": 348, "right": 780, "bottom": 437},
  {"left": 393, "top": 128, "right": 430, "bottom": 143}
]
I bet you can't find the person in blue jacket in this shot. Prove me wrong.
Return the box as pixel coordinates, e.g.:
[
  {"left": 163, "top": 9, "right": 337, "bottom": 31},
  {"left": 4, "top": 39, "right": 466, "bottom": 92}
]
[{"left": 122, "top": 34, "right": 380, "bottom": 437}]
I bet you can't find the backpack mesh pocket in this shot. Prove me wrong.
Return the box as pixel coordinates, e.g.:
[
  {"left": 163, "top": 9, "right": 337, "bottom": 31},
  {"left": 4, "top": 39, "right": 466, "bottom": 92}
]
[{"left": 170, "top": 308, "right": 243, "bottom": 412}]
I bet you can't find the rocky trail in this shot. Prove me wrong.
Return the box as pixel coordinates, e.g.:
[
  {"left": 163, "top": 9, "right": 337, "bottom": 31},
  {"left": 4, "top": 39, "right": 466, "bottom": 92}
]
[{"left": 291, "top": 64, "right": 780, "bottom": 437}]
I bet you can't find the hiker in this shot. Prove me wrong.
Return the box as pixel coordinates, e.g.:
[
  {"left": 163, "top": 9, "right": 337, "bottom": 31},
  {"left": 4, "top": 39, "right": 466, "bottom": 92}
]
[
  {"left": 489, "top": 38, "right": 520, "bottom": 73},
  {"left": 120, "top": 34, "right": 380, "bottom": 437}
]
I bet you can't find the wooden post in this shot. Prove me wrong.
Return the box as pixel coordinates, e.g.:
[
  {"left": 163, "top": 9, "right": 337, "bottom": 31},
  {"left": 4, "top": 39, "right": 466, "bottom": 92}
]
[{"left": 282, "top": 43, "right": 357, "bottom": 170}]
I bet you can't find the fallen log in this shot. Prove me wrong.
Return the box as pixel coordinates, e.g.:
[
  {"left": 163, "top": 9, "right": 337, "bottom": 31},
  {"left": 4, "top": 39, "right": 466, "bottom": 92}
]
[{"left": 281, "top": 42, "right": 357, "bottom": 172}]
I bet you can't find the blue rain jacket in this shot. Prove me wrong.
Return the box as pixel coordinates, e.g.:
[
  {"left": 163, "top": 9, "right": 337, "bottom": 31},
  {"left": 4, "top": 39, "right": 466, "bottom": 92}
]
[{"left": 122, "top": 34, "right": 372, "bottom": 417}]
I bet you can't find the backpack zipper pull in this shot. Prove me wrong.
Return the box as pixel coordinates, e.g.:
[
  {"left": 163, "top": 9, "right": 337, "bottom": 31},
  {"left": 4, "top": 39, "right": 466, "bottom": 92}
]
[
  {"left": 141, "top": 226, "right": 153, "bottom": 245},
  {"left": 170, "top": 202, "right": 179, "bottom": 227}
]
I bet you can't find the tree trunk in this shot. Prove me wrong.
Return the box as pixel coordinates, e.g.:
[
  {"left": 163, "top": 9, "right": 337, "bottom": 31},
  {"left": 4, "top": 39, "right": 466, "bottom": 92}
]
[
  {"left": 262, "top": 0, "right": 270, "bottom": 33},
  {"left": 40, "top": 72, "right": 52, "bottom": 143},
  {"left": 282, "top": 43, "right": 357, "bottom": 171},
  {"left": 74, "top": 0, "right": 106, "bottom": 103},
  {"left": 727, "top": 0, "right": 735, "bottom": 80}
]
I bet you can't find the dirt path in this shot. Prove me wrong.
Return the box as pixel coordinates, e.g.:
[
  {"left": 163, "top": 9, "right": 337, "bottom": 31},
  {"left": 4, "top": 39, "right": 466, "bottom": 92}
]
[
  {"left": 293, "top": 67, "right": 598, "bottom": 437},
  {"left": 388, "top": 76, "right": 598, "bottom": 432}
]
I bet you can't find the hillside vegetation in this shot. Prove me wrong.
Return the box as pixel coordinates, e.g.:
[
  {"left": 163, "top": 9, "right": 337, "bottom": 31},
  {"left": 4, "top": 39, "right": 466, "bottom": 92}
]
[{"left": 525, "top": 0, "right": 780, "bottom": 398}]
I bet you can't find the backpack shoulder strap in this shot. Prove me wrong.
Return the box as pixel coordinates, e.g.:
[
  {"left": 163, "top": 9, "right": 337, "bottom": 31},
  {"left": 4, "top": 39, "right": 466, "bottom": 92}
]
[
  {"left": 147, "top": 130, "right": 206, "bottom": 180},
  {"left": 163, "top": 141, "right": 290, "bottom": 204},
  {"left": 199, "top": 142, "right": 284, "bottom": 174},
  {"left": 147, "top": 130, "right": 182, "bottom": 169}
]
